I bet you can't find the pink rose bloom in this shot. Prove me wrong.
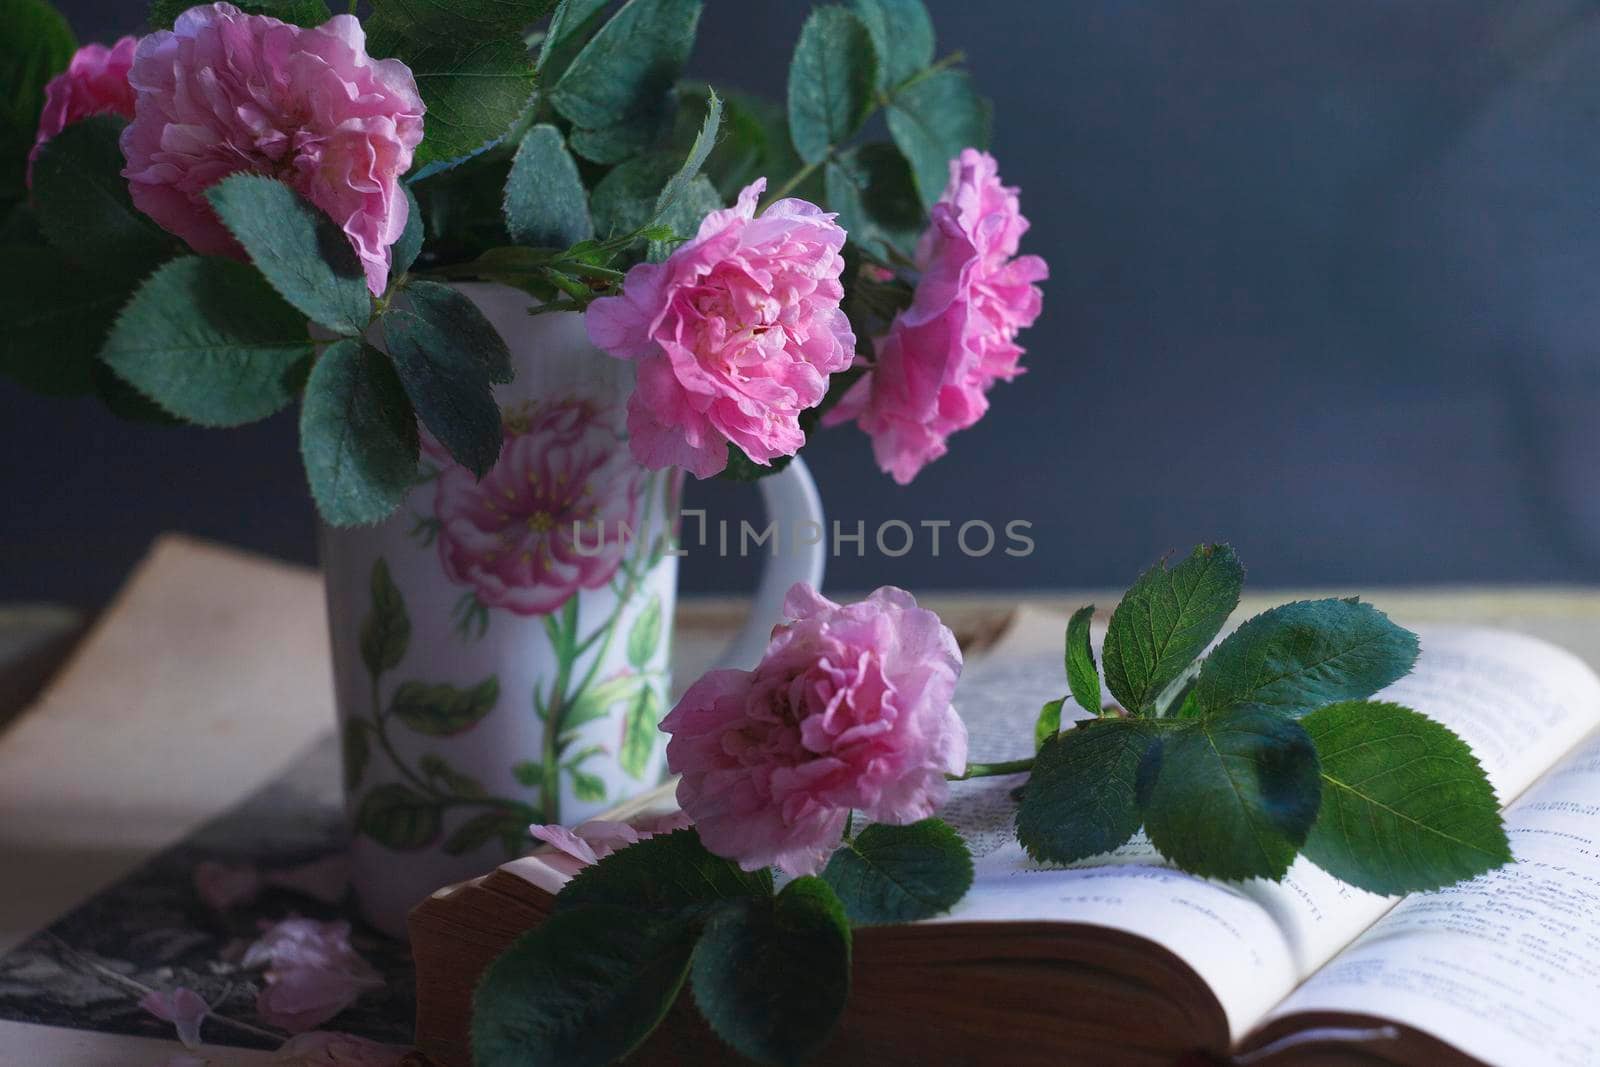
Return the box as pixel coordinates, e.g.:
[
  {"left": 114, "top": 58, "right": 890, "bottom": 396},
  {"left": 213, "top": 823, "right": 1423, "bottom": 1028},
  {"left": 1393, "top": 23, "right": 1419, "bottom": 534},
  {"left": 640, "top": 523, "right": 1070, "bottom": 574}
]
[
  {"left": 528, "top": 812, "right": 694, "bottom": 878},
  {"left": 662, "top": 584, "right": 966, "bottom": 876},
  {"left": 276, "top": 1032, "right": 409, "bottom": 1066},
  {"left": 433, "top": 399, "right": 644, "bottom": 615},
  {"left": 27, "top": 37, "right": 138, "bottom": 185},
  {"left": 586, "top": 178, "right": 855, "bottom": 479},
  {"left": 120, "top": 3, "right": 424, "bottom": 295},
  {"left": 826, "top": 149, "right": 1048, "bottom": 484},
  {"left": 243, "top": 918, "right": 383, "bottom": 1033},
  {"left": 141, "top": 986, "right": 209, "bottom": 1049}
]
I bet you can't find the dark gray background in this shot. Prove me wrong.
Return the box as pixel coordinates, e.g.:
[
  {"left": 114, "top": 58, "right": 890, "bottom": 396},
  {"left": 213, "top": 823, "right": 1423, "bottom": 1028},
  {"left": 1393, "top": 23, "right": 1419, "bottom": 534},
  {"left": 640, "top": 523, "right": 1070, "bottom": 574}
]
[{"left": 8, "top": 0, "right": 1600, "bottom": 606}]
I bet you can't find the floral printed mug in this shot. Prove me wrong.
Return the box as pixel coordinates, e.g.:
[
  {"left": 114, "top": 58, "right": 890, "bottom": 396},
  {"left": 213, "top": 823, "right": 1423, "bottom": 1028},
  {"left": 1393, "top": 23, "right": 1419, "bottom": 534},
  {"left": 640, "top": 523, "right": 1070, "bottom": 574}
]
[{"left": 320, "top": 283, "right": 825, "bottom": 937}]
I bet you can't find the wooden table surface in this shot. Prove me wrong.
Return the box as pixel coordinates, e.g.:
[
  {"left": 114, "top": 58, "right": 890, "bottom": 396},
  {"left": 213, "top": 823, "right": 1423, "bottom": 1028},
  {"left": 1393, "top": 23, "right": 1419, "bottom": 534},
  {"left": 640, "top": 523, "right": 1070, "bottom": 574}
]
[{"left": 1, "top": 535, "right": 1596, "bottom": 1065}]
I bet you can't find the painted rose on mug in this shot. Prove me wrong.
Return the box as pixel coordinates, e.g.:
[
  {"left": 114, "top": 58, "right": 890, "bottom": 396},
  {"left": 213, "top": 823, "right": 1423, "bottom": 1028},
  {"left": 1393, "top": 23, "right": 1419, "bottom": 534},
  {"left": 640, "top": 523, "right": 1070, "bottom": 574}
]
[{"left": 431, "top": 398, "right": 645, "bottom": 616}]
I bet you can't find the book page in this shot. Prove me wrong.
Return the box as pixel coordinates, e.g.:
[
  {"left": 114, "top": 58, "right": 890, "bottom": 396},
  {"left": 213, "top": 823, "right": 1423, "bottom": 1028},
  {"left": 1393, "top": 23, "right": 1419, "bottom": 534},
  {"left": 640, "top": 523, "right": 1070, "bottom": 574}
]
[
  {"left": 1259, "top": 727, "right": 1600, "bottom": 1065},
  {"left": 934, "top": 610, "right": 1600, "bottom": 1041}
]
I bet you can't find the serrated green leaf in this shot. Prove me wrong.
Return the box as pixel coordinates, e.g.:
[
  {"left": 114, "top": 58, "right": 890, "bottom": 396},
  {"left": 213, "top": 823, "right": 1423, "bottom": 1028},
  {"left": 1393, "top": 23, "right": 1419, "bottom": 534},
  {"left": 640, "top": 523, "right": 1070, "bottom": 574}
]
[
  {"left": 691, "top": 877, "right": 851, "bottom": 1067},
  {"left": 31, "top": 117, "right": 174, "bottom": 278},
  {"left": 567, "top": 99, "right": 675, "bottom": 165},
  {"left": 341, "top": 718, "right": 372, "bottom": 791},
  {"left": 0, "top": 0, "right": 75, "bottom": 201},
  {"left": 549, "top": 0, "right": 702, "bottom": 132},
  {"left": 99, "top": 256, "right": 314, "bottom": 427},
  {"left": 147, "top": 0, "right": 331, "bottom": 29},
  {"left": 673, "top": 87, "right": 802, "bottom": 202},
  {"left": 557, "top": 827, "right": 772, "bottom": 915},
  {"left": 390, "top": 677, "right": 500, "bottom": 735},
  {"left": 1193, "top": 599, "right": 1420, "bottom": 719},
  {"left": 1102, "top": 544, "right": 1244, "bottom": 715},
  {"left": 847, "top": 0, "right": 933, "bottom": 90},
  {"left": 379, "top": 283, "right": 506, "bottom": 477},
  {"left": 1139, "top": 708, "right": 1321, "bottom": 881},
  {"left": 824, "top": 143, "right": 922, "bottom": 260},
  {"left": 821, "top": 818, "right": 972, "bottom": 924},
  {"left": 1302, "top": 700, "right": 1510, "bottom": 894},
  {"left": 299, "top": 339, "right": 419, "bottom": 527},
  {"left": 627, "top": 594, "right": 663, "bottom": 668},
  {"left": 356, "top": 782, "right": 442, "bottom": 850},
  {"left": 362, "top": 0, "right": 554, "bottom": 38},
  {"left": 91, "top": 358, "right": 183, "bottom": 424},
  {"left": 473, "top": 905, "right": 695, "bottom": 1067},
  {"left": 360, "top": 557, "right": 410, "bottom": 675},
  {"left": 368, "top": 28, "right": 536, "bottom": 174},
  {"left": 392, "top": 184, "right": 424, "bottom": 279},
  {"left": 443, "top": 808, "right": 528, "bottom": 857},
  {"left": 652, "top": 88, "right": 720, "bottom": 220},
  {"left": 0, "top": 243, "right": 129, "bottom": 396},
  {"left": 537, "top": 0, "right": 612, "bottom": 85},
  {"left": 1033, "top": 697, "right": 1063, "bottom": 751},
  {"left": 503, "top": 124, "right": 594, "bottom": 249},
  {"left": 787, "top": 6, "right": 877, "bottom": 165},
  {"left": 886, "top": 69, "right": 990, "bottom": 210},
  {"left": 1017, "top": 719, "right": 1156, "bottom": 865},
  {"left": 619, "top": 687, "right": 661, "bottom": 781},
  {"left": 208, "top": 174, "right": 371, "bottom": 333},
  {"left": 1065, "top": 603, "right": 1101, "bottom": 715}
]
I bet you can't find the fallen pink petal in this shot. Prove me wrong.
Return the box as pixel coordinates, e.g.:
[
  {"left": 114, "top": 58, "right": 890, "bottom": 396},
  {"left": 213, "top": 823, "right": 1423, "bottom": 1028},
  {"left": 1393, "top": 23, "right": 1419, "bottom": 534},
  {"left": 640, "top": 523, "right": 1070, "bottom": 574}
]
[{"left": 140, "top": 986, "right": 210, "bottom": 1049}]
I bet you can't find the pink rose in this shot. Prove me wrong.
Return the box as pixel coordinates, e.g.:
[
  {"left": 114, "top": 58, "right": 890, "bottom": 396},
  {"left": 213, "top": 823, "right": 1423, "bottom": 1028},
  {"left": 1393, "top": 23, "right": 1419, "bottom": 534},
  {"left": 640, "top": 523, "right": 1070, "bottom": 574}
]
[
  {"left": 276, "top": 1032, "right": 409, "bottom": 1066},
  {"left": 662, "top": 584, "right": 966, "bottom": 876},
  {"left": 120, "top": 3, "right": 424, "bottom": 295},
  {"left": 826, "top": 149, "right": 1047, "bottom": 483},
  {"left": 433, "top": 399, "right": 644, "bottom": 616},
  {"left": 243, "top": 918, "right": 383, "bottom": 1033},
  {"left": 140, "top": 986, "right": 209, "bottom": 1049},
  {"left": 528, "top": 812, "right": 694, "bottom": 878},
  {"left": 27, "top": 37, "right": 138, "bottom": 185},
  {"left": 585, "top": 178, "right": 856, "bottom": 479}
]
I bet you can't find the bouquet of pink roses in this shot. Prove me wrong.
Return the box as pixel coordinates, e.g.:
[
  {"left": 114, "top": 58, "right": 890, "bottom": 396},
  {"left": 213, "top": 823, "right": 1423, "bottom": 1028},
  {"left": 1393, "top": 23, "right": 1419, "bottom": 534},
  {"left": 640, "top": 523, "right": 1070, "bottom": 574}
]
[{"left": 2, "top": 0, "right": 1047, "bottom": 526}]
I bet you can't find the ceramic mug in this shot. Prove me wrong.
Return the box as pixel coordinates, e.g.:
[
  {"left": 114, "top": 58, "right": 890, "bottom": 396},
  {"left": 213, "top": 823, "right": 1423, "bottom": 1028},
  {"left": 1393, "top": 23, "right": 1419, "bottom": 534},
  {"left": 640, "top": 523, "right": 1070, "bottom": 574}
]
[{"left": 320, "top": 283, "right": 825, "bottom": 937}]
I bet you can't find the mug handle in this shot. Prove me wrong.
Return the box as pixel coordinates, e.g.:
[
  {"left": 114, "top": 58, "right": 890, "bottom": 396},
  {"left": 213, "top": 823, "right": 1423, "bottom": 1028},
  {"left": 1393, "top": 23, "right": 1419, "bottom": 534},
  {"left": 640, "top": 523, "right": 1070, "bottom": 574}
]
[{"left": 713, "top": 456, "right": 826, "bottom": 669}]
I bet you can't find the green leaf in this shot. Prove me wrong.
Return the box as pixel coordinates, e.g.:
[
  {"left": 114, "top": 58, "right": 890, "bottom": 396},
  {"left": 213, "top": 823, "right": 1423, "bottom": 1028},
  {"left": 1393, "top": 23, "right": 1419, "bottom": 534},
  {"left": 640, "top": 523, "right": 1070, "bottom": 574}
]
[
  {"left": 678, "top": 88, "right": 802, "bottom": 202},
  {"left": 369, "top": 28, "right": 536, "bottom": 175},
  {"left": 360, "top": 558, "right": 410, "bottom": 676},
  {"left": 1193, "top": 599, "right": 1420, "bottom": 719},
  {"left": 691, "top": 877, "right": 851, "bottom": 1067},
  {"left": 567, "top": 101, "right": 675, "bottom": 165},
  {"left": 0, "top": 0, "right": 74, "bottom": 202},
  {"left": 550, "top": 0, "right": 703, "bottom": 133},
  {"left": 786, "top": 6, "right": 877, "bottom": 165},
  {"left": 298, "top": 339, "right": 419, "bottom": 526},
  {"left": 503, "top": 124, "right": 594, "bottom": 249},
  {"left": 419, "top": 752, "right": 489, "bottom": 798},
  {"left": 562, "top": 673, "right": 646, "bottom": 734},
  {"left": 821, "top": 818, "right": 973, "bottom": 924},
  {"left": 557, "top": 828, "right": 772, "bottom": 915},
  {"left": 206, "top": 174, "right": 371, "bottom": 334},
  {"left": 652, "top": 88, "right": 720, "bottom": 221},
  {"left": 390, "top": 677, "right": 500, "bottom": 735},
  {"left": 0, "top": 244, "right": 129, "bottom": 396},
  {"left": 443, "top": 809, "right": 529, "bottom": 857},
  {"left": 1017, "top": 719, "right": 1157, "bottom": 865},
  {"left": 91, "top": 358, "right": 183, "bottom": 424},
  {"left": 99, "top": 256, "right": 314, "bottom": 427},
  {"left": 1139, "top": 708, "right": 1322, "bottom": 882},
  {"left": 847, "top": 0, "right": 933, "bottom": 91},
  {"left": 361, "top": 0, "right": 553, "bottom": 38},
  {"left": 886, "top": 69, "right": 990, "bottom": 210},
  {"left": 1302, "top": 700, "right": 1510, "bottom": 895},
  {"left": 1065, "top": 603, "right": 1102, "bottom": 715},
  {"left": 1101, "top": 544, "right": 1244, "bottom": 714},
  {"left": 823, "top": 143, "right": 923, "bottom": 260},
  {"left": 147, "top": 0, "right": 332, "bottom": 29},
  {"left": 342, "top": 718, "right": 372, "bottom": 791},
  {"left": 571, "top": 769, "right": 607, "bottom": 803},
  {"left": 31, "top": 117, "right": 174, "bottom": 278},
  {"left": 356, "top": 782, "right": 442, "bottom": 850},
  {"left": 1033, "top": 697, "right": 1063, "bottom": 751},
  {"left": 627, "top": 594, "right": 663, "bottom": 668},
  {"left": 380, "top": 282, "right": 507, "bottom": 477},
  {"left": 392, "top": 184, "right": 424, "bottom": 279},
  {"left": 511, "top": 760, "right": 544, "bottom": 787},
  {"left": 619, "top": 686, "right": 661, "bottom": 781},
  {"left": 537, "top": 0, "right": 612, "bottom": 85},
  {"left": 473, "top": 905, "right": 695, "bottom": 1067}
]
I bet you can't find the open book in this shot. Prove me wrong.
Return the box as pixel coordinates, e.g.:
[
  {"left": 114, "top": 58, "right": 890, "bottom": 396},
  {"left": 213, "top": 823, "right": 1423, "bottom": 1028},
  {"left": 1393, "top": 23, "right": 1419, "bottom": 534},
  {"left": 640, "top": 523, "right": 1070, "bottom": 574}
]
[{"left": 410, "top": 608, "right": 1600, "bottom": 1066}]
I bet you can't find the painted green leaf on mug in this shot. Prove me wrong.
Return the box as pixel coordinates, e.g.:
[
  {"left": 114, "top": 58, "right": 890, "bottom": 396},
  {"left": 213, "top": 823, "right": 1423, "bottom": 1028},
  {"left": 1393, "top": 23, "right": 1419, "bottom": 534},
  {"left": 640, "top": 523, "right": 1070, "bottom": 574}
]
[
  {"left": 390, "top": 677, "right": 500, "bottom": 735},
  {"left": 360, "top": 558, "right": 410, "bottom": 675},
  {"left": 419, "top": 752, "right": 489, "bottom": 797},
  {"left": 443, "top": 809, "right": 530, "bottom": 857},
  {"left": 620, "top": 685, "right": 661, "bottom": 780},
  {"left": 356, "top": 783, "right": 441, "bottom": 850},
  {"left": 341, "top": 718, "right": 372, "bottom": 791},
  {"left": 627, "top": 594, "right": 663, "bottom": 668},
  {"left": 572, "top": 769, "right": 607, "bottom": 803}
]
